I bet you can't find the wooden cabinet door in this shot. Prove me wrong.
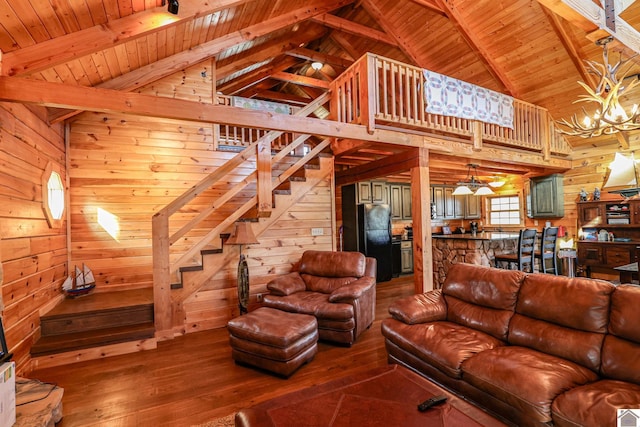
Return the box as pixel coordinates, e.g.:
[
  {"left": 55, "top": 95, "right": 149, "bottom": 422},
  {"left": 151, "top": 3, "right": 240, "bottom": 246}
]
[
  {"left": 401, "top": 241, "right": 413, "bottom": 273},
  {"left": 357, "top": 182, "right": 372, "bottom": 204},
  {"left": 577, "top": 243, "right": 603, "bottom": 265},
  {"left": 401, "top": 185, "right": 412, "bottom": 219},
  {"left": 465, "top": 195, "right": 481, "bottom": 219},
  {"left": 389, "top": 185, "right": 402, "bottom": 220},
  {"left": 578, "top": 202, "right": 604, "bottom": 226},
  {"left": 433, "top": 186, "right": 445, "bottom": 219},
  {"left": 371, "top": 181, "right": 388, "bottom": 204},
  {"left": 604, "top": 246, "right": 632, "bottom": 267},
  {"left": 531, "top": 174, "right": 564, "bottom": 217},
  {"left": 443, "top": 187, "right": 464, "bottom": 219}
]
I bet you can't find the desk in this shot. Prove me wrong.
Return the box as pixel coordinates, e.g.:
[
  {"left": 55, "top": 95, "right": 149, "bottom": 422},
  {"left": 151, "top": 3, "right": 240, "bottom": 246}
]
[{"left": 614, "top": 262, "right": 638, "bottom": 284}]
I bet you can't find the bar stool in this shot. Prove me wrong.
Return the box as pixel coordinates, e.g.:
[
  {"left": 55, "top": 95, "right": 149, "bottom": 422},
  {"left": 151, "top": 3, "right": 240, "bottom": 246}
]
[
  {"left": 534, "top": 227, "right": 559, "bottom": 274},
  {"left": 494, "top": 229, "right": 537, "bottom": 272}
]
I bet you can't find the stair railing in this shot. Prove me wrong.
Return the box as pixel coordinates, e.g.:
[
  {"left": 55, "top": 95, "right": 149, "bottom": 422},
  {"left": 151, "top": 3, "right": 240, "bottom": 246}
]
[{"left": 152, "top": 93, "right": 330, "bottom": 339}]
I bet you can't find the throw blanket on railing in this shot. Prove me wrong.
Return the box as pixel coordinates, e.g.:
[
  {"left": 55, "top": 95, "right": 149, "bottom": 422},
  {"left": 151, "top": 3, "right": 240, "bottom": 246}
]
[
  {"left": 423, "top": 70, "right": 514, "bottom": 129},
  {"left": 231, "top": 96, "right": 292, "bottom": 115}
]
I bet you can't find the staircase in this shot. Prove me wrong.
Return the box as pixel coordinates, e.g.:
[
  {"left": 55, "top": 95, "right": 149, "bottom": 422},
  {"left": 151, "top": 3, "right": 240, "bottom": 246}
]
[
  {"left": 31, "top": 94, "right": 333, "bottom": 367},
  {"left": 31, "top": 289, "right": 156, "bottom": 369}
]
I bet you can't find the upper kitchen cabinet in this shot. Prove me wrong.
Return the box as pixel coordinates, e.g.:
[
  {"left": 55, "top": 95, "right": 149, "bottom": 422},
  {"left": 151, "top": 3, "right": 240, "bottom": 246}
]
[
  {"left": 390, "top": 183, "right": 412, "bottom": 220},
  {"left": 432, "top": 185, "right": 480, "bottom": 220},
  {"left": 529, "top": 174, "right": 564, "bottom": 218},
  {"left": 349, "top": 181, "right": 389, "bottom": 205}
]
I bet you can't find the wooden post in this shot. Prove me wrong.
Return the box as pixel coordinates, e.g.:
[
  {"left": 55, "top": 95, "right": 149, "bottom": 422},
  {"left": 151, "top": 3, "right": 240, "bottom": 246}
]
[
  {"left": 411, "top": 147, "right": 433, "bottom": 294},
  {"left": 365, "top": 54, "right": 377, "bottom": 134},
  {"left": 152, "top": 211, "right": 173, "bottom": 341},
  {"left": 472, "top": 121, "right": 483, "bottom": 150},
  {"left": 257, "top": 139, "right": 272, "bottom": 216}
]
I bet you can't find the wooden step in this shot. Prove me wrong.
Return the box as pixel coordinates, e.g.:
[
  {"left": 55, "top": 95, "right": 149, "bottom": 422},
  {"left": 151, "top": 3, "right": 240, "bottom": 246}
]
[
  {"left": 40, "top": 289, "right": 153, "bottom": 336},
  {"left": 32, "top": 288, "right": 156, "bottom": 360},
  {"left": 31, "top": 322, "right": 155, "bottom": 357}
]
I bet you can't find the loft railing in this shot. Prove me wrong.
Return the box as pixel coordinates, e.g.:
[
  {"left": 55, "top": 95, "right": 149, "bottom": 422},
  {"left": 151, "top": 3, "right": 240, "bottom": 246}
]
[
  {"left": 152, "top": 94, "right": 330, "bottom": 339},
  {"left": 330, "top": 53, "right": 572, "bottom": 157}
]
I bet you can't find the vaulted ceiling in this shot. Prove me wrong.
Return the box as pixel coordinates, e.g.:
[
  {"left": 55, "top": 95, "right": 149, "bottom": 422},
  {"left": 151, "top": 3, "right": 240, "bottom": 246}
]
[{"left": 2, "top": 0, "right": 640, "bottom": 182}]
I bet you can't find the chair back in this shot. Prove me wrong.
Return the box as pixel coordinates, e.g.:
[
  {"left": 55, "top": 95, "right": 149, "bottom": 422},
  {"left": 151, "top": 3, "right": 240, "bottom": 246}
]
[
  {"left": 538, "top": 227, "right": 559, "bottom": 274},
  {"left": 517, "top": 229, "right": 538, "bottom": 271}
]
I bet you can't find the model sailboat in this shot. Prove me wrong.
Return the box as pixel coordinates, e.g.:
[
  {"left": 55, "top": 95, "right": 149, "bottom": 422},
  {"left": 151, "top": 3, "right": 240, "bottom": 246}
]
[
  {"left": 603, "top": 152, "right": 640, "bottom": 198},
  {"left": 62, "top": 264, "right": 96, "bottom": 298}
]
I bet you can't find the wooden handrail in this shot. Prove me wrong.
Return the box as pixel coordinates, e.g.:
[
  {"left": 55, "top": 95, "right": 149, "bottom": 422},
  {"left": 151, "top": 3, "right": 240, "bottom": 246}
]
[
  {"left": 329, "top": 52, "right": 572, "bottom": 156},
  {"left": 152, "top": 92, "right": 331, "bottom": 339}
]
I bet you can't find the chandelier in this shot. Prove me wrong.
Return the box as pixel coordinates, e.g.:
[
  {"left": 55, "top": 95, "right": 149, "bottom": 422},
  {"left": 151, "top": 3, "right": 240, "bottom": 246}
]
[
  {"left": 452, "top": 164, "right": 494, "bottom": 196},
  {"left": 557, "top": 36, "right": 640, "bottom": 137}
]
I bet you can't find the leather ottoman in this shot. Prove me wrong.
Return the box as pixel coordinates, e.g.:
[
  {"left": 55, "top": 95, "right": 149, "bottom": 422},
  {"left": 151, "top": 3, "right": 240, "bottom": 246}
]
[{"left": 227, "top": 307, "right": 318, "bottom": 377}]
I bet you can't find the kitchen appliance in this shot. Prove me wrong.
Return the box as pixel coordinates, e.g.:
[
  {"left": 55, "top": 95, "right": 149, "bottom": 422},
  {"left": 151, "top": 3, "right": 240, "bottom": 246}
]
[
  {"left": 470, "top": 221, "right": 478, "bottom": 234},
  {"left": 343, "top": 203, "right": 393, "bottom": 282}
]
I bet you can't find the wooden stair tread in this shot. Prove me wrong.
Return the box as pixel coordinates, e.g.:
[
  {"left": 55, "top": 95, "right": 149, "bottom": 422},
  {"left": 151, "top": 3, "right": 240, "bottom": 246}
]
[
  {"left": 45, "top": 288, "right": 153, "bottom": 318},
  {"left": 31, "top": 322, "right": 155, "bottom": 357}
]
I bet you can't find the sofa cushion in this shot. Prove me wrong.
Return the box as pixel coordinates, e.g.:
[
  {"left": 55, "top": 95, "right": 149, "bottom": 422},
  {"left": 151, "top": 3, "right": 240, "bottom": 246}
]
[
  {"left": 266, "top": 272, "right": 306, "bottom": 296},
  {"left": 509, "top": 274, "right": 614, "bottom": 371},
  {"left": 443, "top": 263, "right": 525, "bottom": 341},
  {"left": 462, "top": 346, "right": 599, "bottom": 424},
  {"left": 302, "top": 274, "right": 357, "bottom": 294},
  {"left": 262, "top": 291, "right": 354, "bottom": 321},
  {"left": 381, "top": 318, "right": 505, "bottom": 379},
  {"left": 388, "top": 290, "right": 447, "bottom": 325},
  {"left": 299, "top": 250, "right": 366, "bottom": 278},
  {"left": 552, "top": 379, "right": 640, "bottom": 427},
  {"left": 602, "top": 284, "right": 640, "bottom": 384}
]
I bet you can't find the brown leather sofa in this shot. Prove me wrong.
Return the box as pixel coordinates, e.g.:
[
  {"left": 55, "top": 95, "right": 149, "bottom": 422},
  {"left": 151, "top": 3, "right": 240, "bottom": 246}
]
[
  {"left": 382, "top": 262, "right": 640, "bottom": 427},
  {"left": 262, "top": 250, "right": 376, "bottom": 346}
]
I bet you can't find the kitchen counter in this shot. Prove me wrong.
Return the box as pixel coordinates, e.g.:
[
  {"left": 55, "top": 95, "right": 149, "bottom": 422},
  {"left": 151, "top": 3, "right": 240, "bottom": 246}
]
[
  {"left": 432, "top": 232, "right": 520, "bottom": 241},
  {"left": 432, "top": 232, "right": 519, "bottom": 288}
]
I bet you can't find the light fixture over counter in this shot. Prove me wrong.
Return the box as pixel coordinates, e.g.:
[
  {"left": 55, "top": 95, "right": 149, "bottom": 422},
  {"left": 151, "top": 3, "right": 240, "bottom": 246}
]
[
  {"left": 558, "top": 36, "right": 640, "bottom": 137},
  {"left": 452, "top": 164, "right": 494, "bottom": 196}
]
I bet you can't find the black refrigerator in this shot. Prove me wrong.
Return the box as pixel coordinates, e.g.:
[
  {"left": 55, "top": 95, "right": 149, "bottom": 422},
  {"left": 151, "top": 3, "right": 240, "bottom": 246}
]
[{"left": 342, "top": 202, "right": 393, "bottom": 282}]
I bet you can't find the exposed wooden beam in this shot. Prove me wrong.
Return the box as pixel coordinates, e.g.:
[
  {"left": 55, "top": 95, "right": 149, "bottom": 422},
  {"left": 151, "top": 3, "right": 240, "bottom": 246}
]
[
  {"left": 360, "top": 0, "right": 422, "bottom": 65},
  {"left": 311, "top": 13, "right": 396, "bottom": 46},
  {"left": 335, "top": 150, "right": 421, "bottom": 185},
  {"left": 541, "top": 6, "right": 599, "bottom": 88},
  {"left": 1, "top": 0, "right": 254, "bottom": 76},
  {"left": 285, "top": 47, "right": 354, "bottom": 69},
  {"left": 254, "top": 90, "right": 312, "bottom": 106},
  {"left": 270, "top": 71, "right": 331, "bottom": 89},
  {"left": 0, "top": 75, "right": 444, "bottom": 150},
  {"left": 328, "top": 33, "right": 360, "bottom": 61},
  {"left": 215, "top": 28, "right": 326, "bottom": 81},
  {"left": 537, "top": 0, "right": 640, "bottom": 54},
  {"left": 408, "top": 0, "right": 446, "bottom": 16},
  {"left": 433, "top": 0, "right": 516, "bottom": 96},
  {"left": 218, "top": 56, "right": 299, "bottom": 94}
]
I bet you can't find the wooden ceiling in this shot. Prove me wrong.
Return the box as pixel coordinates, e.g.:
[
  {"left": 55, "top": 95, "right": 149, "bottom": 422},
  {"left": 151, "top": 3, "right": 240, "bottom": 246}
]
[{"left": 2, "top": 0, "right": 640, "bottom": 183}]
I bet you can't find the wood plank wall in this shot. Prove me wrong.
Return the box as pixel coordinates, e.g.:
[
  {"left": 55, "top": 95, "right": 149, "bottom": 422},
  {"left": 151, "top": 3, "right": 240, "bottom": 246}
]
[
  {"left": 68, "top": 60, "right": 334, "bottom": 327},
  {"left": 0, "top": 102, "right": 66, "bottom": 374}
]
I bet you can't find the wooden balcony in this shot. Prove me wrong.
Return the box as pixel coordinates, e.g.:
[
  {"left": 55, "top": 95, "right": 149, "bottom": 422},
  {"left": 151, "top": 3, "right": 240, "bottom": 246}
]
[{"left": 329, "top": 53, "right": 571, "bottom": 160}]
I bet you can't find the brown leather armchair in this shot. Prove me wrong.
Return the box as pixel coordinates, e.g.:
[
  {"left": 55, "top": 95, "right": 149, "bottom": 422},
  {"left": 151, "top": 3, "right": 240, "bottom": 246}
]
[{"left": 262, "top": 250, "right": 377, "bottom": 346}]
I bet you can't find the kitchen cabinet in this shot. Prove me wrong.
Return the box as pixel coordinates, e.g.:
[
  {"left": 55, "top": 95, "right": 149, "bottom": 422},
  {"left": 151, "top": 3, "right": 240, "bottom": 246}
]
[
  {"left": 401, "top": 240, "right": 413, "bottom": 273},
  {"left": 431, "top": 185, "right": 480, "bottom": 220},
  {"left": 350, "top": 181, "right": 389, "bottom": 205},
  {"left": 529, "top": 174, "right": 564, "bottom": 218},
  {"left": 465, "top": 194, "right": 481, "bottom": 219},
  {"left": 390, "top": 184, "right": 402, "bottom": 220},
  {"left": 401, "top": 185, "right": 412, "bottom": 219}
]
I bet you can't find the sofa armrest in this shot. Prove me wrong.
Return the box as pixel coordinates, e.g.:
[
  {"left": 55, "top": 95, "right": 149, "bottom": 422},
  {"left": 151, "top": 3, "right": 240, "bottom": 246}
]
[
  {"left": 328, "top": 277, "right": 376, "bottom": 302},
  {"left": 388, "top": 290, "right": 446, "bottom": 324},
  {"left": 266, "top": 272, "right": 306, "bottom": 296}
]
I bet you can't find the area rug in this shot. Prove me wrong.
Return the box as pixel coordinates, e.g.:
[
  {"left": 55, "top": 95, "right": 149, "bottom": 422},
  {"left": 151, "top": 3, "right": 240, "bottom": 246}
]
[{"left": 191, "top": 413, "right": 235, "bottom": 427}]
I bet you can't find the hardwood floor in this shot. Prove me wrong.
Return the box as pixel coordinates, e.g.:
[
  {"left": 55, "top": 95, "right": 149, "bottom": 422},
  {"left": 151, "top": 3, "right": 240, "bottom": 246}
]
[{"left": 30, "top": 276, "right": 415, "bottom": 427}]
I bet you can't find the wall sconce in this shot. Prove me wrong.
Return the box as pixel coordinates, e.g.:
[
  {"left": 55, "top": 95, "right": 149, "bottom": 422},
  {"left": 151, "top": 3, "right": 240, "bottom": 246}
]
[{"left": 226, "top": 221, "right": 259, "bottom": 314}]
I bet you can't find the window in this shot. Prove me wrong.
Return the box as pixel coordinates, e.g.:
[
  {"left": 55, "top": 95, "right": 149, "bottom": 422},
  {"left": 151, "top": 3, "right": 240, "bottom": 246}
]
[
  {"left": 488, "top": 195, "right": 521, "bottom": 226},
  {"left": 42, "top": 162, "right": 65, "bottom": 228}
]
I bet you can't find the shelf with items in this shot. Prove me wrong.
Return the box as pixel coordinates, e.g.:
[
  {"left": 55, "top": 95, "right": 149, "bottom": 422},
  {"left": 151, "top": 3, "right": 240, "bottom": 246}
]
[{"left": 605, "top": 203, "right": 631, "bottom": 225}]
